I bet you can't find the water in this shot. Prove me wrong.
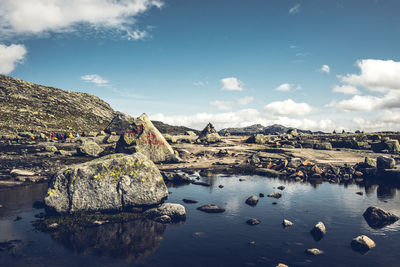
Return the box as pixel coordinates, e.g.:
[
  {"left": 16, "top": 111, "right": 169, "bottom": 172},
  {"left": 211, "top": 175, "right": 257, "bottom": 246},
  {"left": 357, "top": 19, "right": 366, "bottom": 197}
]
[{"left": 1, "top": 176, "right": 400, "bottom": 267}]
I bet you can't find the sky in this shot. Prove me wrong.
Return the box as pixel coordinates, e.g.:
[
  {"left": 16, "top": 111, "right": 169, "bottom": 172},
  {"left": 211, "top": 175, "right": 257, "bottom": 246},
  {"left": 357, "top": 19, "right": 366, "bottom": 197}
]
[{"left": 1, "top": 0, "right": 400, "bottom": 132}]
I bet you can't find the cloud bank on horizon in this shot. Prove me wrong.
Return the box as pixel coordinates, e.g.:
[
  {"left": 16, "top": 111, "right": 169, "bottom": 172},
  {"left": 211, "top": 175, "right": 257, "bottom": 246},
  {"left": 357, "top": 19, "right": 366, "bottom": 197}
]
[{"left": 0, "top": 0, "right": 400, "bottom": 132}]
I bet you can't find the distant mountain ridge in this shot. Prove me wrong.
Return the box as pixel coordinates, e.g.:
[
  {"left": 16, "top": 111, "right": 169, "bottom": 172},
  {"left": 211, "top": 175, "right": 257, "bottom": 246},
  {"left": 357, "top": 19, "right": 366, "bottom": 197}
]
[{"left": 219, "top": 124, "right": 313, "bottom": 136}]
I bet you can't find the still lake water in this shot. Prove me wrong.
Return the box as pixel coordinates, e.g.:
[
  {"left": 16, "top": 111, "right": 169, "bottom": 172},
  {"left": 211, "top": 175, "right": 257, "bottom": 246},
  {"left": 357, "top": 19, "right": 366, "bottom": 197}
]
[{"left": 1, "top": 176, "right": 400, "bottom": 267}]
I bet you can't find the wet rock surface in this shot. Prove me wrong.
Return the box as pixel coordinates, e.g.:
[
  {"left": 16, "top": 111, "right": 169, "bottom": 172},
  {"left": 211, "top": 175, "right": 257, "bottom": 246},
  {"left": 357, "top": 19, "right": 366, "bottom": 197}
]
[
  {"left": 245, "top": 195, "right": 259, "bottom": 206},
  {"left": 197, "top": 204, "right": 226, "bottom": 213},
  {"left": 310, "top": 221, "right": 326, "bottom": 241},
  {"left": 351, "top": 235, "right": 376, "bottom": 253},
  {"left": 144, "top": 203, "right": 186, "bottom": 223},
  {"left": 363, "top": 206, "right": 399, "bottom": 228}
]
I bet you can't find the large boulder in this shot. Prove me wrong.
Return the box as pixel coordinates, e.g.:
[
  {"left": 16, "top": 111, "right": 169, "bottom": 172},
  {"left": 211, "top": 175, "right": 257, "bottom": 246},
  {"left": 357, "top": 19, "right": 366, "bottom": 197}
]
[
  {"left": 363, "top": 206, "right": 399, "bottom": 228},
  {"left": 115, "top": 113, "right": 178, "bottom": 163},
  {"left": 314, "top": 142, "right": 333, "bottom": 150},
  {"left": 246, "top": 134, "right": 266, "bottom": 144},
  {"left": 104, "top": 112, "right": 135, "bottom": 135},
  {"left": 376, "top": 156, "right": 396, "bottom": 170},
  {"left": 44, "top": 153, "right": 168, "bottom": 214},
  {"left": 77, "top": 141, "right": 104, "bottom": 157},
  {"left": 197, "top": 123, "right": 221, "bottom": 143},
  {"left": 287, "top": 128, "right": 298, "bottom": 137},
  {"left": 371, "top": 139, "right": 400, "bottom": 153}
]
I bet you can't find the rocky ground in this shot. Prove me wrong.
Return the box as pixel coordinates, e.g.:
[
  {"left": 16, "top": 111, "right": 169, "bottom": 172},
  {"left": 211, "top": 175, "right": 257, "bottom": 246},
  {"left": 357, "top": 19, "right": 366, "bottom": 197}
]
[{"left": 1, "top": 132, "right": 400, "bottom": 189}]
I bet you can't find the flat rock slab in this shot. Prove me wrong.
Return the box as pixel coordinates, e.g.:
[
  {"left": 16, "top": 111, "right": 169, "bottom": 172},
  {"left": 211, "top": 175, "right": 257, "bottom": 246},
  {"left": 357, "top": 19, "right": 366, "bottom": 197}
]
[
  {"left": 197, "top": 204, "right": 225, "bottom": 213},
  {"left": 10, "top": 169, "right": 35, "bottom": 177}
]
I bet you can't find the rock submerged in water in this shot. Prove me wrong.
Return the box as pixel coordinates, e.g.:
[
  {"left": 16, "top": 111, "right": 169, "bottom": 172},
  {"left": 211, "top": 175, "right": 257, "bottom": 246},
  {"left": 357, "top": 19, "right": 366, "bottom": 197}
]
[
  {"left": 245, "top": 195, "right": 259, "bottom": 206},
  {"left": 305, "top": 248, "right": 324, "bottom": 255},
  {"left": 351, "top": 235, "right": 376, "bottom": 253},
  {"left": 246, "top": 218, "right": 261, "bottom": 225},
  {"left": 310, "top": 221, "right": 326, "bottom": 241},
  {"left": 44, "top": 153, "right": 168, "bottom": 214},
  {"left": 282, "top": 219, "right": 293, "bottom": 227},
  {"left": 197, "top": 204, "right": 225, "bottom": 213},
  {"left": 144, "top": 203, "right": 186, "bottom": 223},
  {"left": 363, "top": 206, "right": 399, "bottom": 228},
  {"left": 268, "top": 192, "right": 282, "bottom": 199}
]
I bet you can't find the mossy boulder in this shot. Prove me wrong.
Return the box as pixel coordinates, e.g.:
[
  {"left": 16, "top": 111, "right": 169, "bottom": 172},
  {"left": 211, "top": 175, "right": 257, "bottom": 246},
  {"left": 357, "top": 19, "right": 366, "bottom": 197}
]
[
  {"left": 44, "top": 153, "right": 168, "bottom": 214},
  {"left": 77, "top": 141, "right": 103, "bottom": 157},
  {"left": 371, "top": 139, "right": 400, "bottom": 153},
  {"left": 246, "top": 134, "right": 266, "bottom": 144},
  {"left": 163, "top": 134, "right": 177, "bottom": 144},
  {"left": 115, "top": 113, "right": 178, "bottom": 163},
  {"left": 314, "top": 142, "right": 333, "bottom": 150},
  {"left": 197, "top": 123, "right": 221, "bottom": 143}
]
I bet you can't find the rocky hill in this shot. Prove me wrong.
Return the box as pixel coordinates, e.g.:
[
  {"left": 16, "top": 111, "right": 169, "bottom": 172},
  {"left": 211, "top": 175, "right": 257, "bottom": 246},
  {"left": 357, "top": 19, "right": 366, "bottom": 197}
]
[
  {"left": 219, "top": 124, "right": 312, "bottom": 136},
  {"left": 0, "top": 75, "right": 115, "bottom": 134}
]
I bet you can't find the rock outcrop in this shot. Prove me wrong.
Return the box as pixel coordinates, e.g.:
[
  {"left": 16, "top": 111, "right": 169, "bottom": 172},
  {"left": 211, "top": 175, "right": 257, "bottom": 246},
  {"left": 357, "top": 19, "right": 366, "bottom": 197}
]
[
  {"left": 197, "top": 123, "right": 221, "bottom": 143},
  {"left": 0, "top": 74, "right": 114, "bottom": 135},
  {"left": 115, "top": 113, "right": 178, "bottom": 163},
  {"left": 104, "top": 112, "right": 135, "bottom": 135},
  {"left": 44, "top": 153, "right": 168, "bottom": 214}
]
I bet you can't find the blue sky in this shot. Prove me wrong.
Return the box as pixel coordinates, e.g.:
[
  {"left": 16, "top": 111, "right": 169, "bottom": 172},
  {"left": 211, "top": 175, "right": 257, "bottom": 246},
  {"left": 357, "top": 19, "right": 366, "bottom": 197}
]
[{"left": 1, "top": 0, "right": 400, "bottom": 131}]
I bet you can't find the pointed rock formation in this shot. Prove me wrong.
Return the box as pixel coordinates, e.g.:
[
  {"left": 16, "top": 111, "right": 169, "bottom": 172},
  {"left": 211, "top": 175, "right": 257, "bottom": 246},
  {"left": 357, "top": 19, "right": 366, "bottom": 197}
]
[
  {"left": 197, "top": 123, "right": 221, "bottom": 143},
  {"left": 115, "top": 113, "right": 179, "bottom": 163}
]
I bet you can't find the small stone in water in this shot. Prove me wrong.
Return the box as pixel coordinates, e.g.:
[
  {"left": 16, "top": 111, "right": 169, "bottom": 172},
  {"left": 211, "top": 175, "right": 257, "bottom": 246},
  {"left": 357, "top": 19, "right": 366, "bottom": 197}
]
[
  {"left": 305, "top": 248, "right": 324, "bottom": 255},
  {"left": 246, "top": 218, "right": 261, "bottom": 225}
]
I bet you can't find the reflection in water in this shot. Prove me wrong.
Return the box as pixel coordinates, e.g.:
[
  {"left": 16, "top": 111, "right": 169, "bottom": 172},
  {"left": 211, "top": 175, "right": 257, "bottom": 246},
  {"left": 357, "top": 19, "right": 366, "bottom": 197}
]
[
  {"left": 51, "top": 219, "right": 166, "bottom": 261},
  {"left": 364, "top": 184, "right": 378, "bottom": 196},
  {"left": 377, "top": 185, "right": 397, "bottom": 200}
]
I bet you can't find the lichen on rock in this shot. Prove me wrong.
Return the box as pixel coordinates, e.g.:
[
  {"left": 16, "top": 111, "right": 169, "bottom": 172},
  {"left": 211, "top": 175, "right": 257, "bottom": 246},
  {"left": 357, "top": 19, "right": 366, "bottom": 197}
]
[{"left": 44, "top": 153, "right": 168, "bottom": 214}]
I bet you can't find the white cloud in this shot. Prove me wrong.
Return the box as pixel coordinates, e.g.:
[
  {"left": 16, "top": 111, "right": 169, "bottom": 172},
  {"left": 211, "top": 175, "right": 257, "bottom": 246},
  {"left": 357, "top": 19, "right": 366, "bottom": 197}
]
[
  {"left": 332, "top": 85, "right": 360, "bottom": 95},
  {"left": 221, "top": 77, "right": 244, "bottom": 91},
  {"left": 0, "top": 0, "right": 163, "bottom": 39},
  {"left": 289, "top": 4, "right": 301, "bottom": 14},
  {"left": 81, "top": 74, "right": 109, "bottom": 86},
  {"left": 320, "top": 64, "right": 330, "bottom": 73},
  {"left": 290, "top": 45, "right": 296, "bottom": 49},
  {"left": 339, "top": 59, "right": 400, "bottom": 92},
  {"left": 209, "top": 100, "right": 233, "bottom": 111},
  {"left": 264, "top": 99, "right": 314, "bottom": 115},
  {"left": 236, "top": 96, "right": 254, "bottom": 105},
  {"left": 0, "top": 43, "right": 26, "bottom": 74},
  {"left": 334, "top": 91, "right": 400, "bottom": 112},
  {"left": 275, "top": 83, "right": 292, "bottom": 92}
]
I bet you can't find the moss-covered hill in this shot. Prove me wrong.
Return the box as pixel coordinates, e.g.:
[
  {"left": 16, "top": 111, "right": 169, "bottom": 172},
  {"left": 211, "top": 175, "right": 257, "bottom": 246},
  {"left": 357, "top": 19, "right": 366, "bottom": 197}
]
[{"left": 0, "top": 74, "right": 115, "bottom": 134}]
